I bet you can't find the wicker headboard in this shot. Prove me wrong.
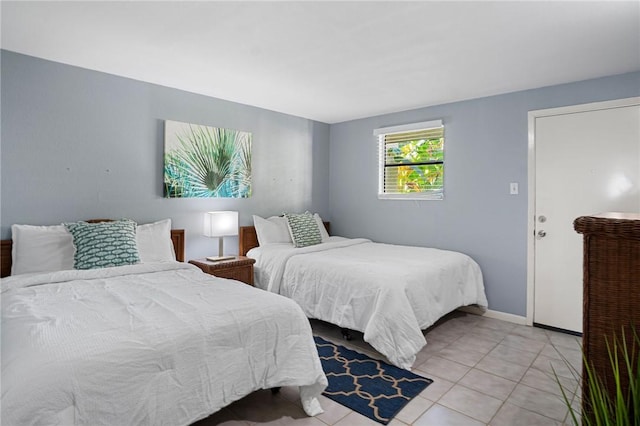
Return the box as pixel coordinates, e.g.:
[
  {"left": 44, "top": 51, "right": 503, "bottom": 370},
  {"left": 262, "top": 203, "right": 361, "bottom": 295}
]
[
  {"left": 0, "top": 222, "right": 185, "bottom": 278},
  {"left": 239, "top": 222, "right": 330, "bottom": 257}
]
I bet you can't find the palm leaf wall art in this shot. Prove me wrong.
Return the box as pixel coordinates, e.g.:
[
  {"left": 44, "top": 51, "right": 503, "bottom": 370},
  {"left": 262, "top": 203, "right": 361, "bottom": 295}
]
[{"left": 164, "top": 120, "right": 252, "bottom": 198}]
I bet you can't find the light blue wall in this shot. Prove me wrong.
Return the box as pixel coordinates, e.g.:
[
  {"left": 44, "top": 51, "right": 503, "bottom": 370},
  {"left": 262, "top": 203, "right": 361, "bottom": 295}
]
[
  {"left": 0, "top": 51, "right": 330, "bottom": 260},
  {"left": 329, "top": 71, "right": 640, "bottom": 317},
  {"left": 3, "top": 49, "right": 639, "bottom": 317}
]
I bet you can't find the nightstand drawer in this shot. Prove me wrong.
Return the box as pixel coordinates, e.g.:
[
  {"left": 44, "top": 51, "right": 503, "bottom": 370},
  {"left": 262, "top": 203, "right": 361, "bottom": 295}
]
[
  {"left": 189, "top": 257, "right": 255, "bottom": 286},
  {"left": 208, "top": 265, "right": 253, "bottom": 284}
]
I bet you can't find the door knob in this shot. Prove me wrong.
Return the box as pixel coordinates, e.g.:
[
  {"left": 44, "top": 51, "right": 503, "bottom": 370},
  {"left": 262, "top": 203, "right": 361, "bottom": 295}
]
[{"left": 537, "top": 230, "right": 547, "bottom": 238}]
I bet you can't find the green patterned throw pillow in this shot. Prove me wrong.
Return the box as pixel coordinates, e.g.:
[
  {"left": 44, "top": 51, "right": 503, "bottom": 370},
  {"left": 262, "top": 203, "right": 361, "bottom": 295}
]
[
  {"left": 64, "top": 220, "right": 140, "bottom": 270},
  {"left": 284, "top": 211, "right": 322, "bottom": 248}
]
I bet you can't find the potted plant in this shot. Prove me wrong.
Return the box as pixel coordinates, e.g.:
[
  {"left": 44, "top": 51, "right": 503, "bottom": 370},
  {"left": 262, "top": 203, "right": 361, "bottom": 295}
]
[{"left": 557, "top": 330, "right": 639, "bottom": 426}]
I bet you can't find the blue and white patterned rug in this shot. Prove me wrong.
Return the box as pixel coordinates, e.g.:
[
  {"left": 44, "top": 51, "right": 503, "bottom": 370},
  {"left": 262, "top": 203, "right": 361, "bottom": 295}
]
[{"left": 314, "top": 336, "right": 433, "bottom": 425}]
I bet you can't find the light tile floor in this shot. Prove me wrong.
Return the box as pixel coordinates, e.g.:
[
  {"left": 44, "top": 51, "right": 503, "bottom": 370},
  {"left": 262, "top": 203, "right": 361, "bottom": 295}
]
[{"left": 193, "top": 312, "right": 583, "bottom": 426}]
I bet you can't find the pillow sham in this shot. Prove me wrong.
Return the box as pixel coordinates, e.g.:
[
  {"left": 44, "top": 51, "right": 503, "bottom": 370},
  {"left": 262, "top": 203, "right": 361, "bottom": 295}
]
[
  {"left": 284, "top": 211, "right": 322, "bottom": 248},
  {"left": 136, "top": 219, "right": 175, "bottom": 262},
  {"left": 253, "top": 215, "right": 293, "bottom": 245},
  {"left": 10, "top": 224, "right": 75, "bottom": 275},
  {"left": 64, "top": 220, "right": 140, "bottom": 270}
]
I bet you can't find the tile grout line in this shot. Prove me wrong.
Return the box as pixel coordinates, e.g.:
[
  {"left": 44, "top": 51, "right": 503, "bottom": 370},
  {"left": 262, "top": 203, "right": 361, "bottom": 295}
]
[{"left": 436, "top": 320, "right": 571, "bottom": 425}]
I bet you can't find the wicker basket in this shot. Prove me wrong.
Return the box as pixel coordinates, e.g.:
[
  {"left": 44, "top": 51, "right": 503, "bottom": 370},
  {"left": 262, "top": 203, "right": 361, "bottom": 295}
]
[{"left": 574, "top": 213, "right": 640, "bottom": 422}]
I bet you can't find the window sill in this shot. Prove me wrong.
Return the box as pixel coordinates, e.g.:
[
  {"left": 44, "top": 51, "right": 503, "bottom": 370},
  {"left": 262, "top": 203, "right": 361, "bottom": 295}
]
[{"left": 378, "top": 193, "right": 443, "bottom": 201}]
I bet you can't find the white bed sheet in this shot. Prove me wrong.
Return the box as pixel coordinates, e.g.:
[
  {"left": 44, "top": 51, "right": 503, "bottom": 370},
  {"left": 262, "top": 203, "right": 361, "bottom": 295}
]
[
  {"left": 1, "top": 262, "right": 326, "bottom": 426},
  {"left": 249, "top": 237, "right": 488, "bottom": 369}
]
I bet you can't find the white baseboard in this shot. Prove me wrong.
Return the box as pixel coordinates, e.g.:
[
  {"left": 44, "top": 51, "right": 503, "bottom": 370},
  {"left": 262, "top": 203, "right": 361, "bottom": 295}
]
[{"left": 457, "top": 306, "right": 527, "bottom": 325}]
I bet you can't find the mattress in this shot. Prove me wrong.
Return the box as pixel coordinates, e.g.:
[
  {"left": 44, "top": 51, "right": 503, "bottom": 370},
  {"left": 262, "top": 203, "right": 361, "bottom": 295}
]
[
  {"left": 249, "top": 237, "right": 488, "bottom": 369},
  {"left": 1, "top": 262, "right": 327, "bottom": 425}
]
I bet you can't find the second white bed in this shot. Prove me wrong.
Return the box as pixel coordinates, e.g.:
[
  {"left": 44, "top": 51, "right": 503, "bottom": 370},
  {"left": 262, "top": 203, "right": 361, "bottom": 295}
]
[{"left": 249, "top": 237, "right": 488, "bottom": 369}]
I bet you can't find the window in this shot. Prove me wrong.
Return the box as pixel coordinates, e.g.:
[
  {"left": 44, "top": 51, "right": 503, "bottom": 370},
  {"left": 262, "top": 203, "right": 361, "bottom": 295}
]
[{"left": 374, "top": 119, "right": 444, "bottom": 200}]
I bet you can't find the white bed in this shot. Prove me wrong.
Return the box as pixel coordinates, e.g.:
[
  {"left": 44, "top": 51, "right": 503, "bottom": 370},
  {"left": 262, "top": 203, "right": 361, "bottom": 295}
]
[
  {"left": 245, "top": 232, "right": 488, "bottom": 370},
  {"left": 1, "top": 220, "right": 327, "bottom": 426}
]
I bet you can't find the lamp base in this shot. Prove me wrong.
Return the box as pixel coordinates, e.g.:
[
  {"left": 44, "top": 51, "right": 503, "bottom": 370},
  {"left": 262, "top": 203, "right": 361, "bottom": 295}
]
[{"left": 205, "top": 255, "right": 235, "bottom": 262}]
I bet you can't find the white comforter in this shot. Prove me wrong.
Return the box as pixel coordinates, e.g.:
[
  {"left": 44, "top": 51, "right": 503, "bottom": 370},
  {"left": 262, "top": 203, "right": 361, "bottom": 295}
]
[
  {"left": 1, "top": 262, "right": 327, "bottom": 426},
  {"left": 249, "top": 237, "right": 488, "bottom": 369}
]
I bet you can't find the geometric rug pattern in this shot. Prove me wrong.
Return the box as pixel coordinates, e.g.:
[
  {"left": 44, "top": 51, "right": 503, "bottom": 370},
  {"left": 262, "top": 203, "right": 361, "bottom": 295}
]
[{"left": 314, "top": 336, "right": 433, "bottom": 425}]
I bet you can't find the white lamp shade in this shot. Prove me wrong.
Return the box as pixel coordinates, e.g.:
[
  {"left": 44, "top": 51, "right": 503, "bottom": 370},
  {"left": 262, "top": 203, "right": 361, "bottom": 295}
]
[{"left": 204, "top": 211, "right": 238, "bottom": 237}]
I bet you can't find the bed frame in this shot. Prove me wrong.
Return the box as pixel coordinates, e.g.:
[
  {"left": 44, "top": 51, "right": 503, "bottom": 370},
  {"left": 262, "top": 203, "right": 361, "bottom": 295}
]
[
  {"left": 0, "top": 220, "right": 185, "bottom": 278},
  {"left": 239, "top": 222, "right": 330, "bottom": 256}
]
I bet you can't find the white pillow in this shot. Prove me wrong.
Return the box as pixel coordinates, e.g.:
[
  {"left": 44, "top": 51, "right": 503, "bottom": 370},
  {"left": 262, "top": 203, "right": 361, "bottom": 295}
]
[
  {"left": 9, "top": 219, "right": 176, "bottom": 275},
  {"left": 11, "top": 224, "right": 75, "bottom": 275},
  {"left": 314, "top": 213, "right": 330, "bottom": 242},
  {"left": 253, "top": 215, "right": 293, "bottom": 245},
  {"left": 136, "top": 219, "right": 176, "bottom": 262}
]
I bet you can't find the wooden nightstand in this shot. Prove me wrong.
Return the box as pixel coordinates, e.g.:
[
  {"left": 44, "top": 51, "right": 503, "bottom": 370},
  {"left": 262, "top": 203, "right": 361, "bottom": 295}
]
[{"left": 189, "top": 256, "right": 256, "bottom": 286}]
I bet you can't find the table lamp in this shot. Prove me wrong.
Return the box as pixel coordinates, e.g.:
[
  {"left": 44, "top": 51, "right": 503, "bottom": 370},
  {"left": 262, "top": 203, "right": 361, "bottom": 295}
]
[{"left": 203, "top": 211, "right": 238, "bottom": 262}]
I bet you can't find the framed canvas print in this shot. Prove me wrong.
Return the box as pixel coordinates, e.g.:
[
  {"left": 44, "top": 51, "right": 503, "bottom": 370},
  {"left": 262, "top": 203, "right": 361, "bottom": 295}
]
[{"left": 164, "top": 120, "right": 252, "bottom": 198}]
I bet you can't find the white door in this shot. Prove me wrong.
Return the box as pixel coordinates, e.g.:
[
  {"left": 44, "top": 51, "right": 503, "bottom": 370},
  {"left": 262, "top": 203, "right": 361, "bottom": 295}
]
[{"left": 533, "top": 103, "right": 640, "bottom": 333}]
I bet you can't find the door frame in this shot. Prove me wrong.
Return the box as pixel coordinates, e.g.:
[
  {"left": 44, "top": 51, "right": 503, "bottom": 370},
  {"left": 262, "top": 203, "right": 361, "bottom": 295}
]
[{"left": 526, "top": 96, "right": 640, "bottom": 327}]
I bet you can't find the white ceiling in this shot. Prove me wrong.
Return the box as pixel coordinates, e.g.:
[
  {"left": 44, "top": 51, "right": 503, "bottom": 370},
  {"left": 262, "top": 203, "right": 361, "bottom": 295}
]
[{"left": 2, "top": 1, "right": 639, "bottom": 123}]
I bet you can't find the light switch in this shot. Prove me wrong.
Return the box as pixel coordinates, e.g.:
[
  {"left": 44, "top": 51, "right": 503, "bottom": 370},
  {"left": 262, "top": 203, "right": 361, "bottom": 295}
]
[{"left": 510, "top": 182, "right": 519, "bottom": 195}]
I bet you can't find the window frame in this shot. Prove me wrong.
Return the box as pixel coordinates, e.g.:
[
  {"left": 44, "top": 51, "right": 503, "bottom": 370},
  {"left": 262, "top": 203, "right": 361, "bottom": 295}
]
[{"left": 374, "top": 119, "right": 444, "bottom": 200}]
